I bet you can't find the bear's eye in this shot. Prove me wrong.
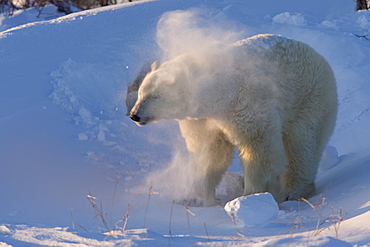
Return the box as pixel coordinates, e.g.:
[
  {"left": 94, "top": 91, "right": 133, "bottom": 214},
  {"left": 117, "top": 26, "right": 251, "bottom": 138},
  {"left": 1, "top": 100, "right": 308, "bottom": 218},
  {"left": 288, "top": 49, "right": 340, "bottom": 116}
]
[
  {"left": 146, "top": 94, "right": 160, "bottom": 100},
  {"left": 142, "top": 94, "right": 159, "bottom": 104}
]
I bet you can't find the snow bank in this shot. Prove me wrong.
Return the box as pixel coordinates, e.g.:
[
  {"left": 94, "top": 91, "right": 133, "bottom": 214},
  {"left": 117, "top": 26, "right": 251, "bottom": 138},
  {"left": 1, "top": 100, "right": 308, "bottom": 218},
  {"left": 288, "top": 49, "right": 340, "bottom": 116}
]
[
  {"left": 264, "top": 236, "right": 352, "bottom": 247},
  {"left": 0, "top": 5, "right": 68, "bottom": 32},
  {"left": 224, "top": 193, "right": 279, "bottom": 227}
]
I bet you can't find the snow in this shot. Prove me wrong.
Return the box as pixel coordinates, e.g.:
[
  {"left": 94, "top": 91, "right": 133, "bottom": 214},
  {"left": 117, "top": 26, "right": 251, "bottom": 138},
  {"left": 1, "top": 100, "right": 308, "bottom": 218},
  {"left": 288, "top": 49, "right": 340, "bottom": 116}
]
[
  {"left": 272, "top": 12, "right": 306, "bottom": 26},
  {"left": 1, "top": 0, "right": 370, "bottom": 246},
  {"left": 224, "top": 193, "right": 279, "bottom": 227}
]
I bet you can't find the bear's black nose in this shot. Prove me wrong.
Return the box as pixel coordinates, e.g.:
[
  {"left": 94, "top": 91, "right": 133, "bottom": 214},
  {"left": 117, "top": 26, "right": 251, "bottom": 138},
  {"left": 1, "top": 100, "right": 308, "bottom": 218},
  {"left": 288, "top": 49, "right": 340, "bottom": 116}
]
[{"left": 130, "top": 114, "right": 141, "bottom": 122}]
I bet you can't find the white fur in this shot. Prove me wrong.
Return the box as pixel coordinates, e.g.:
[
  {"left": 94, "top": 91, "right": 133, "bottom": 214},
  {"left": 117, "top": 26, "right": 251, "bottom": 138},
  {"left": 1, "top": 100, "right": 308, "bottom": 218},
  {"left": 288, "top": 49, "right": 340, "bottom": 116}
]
[{"left": 129, "top": 34, "right": 338, "bottom": 204}]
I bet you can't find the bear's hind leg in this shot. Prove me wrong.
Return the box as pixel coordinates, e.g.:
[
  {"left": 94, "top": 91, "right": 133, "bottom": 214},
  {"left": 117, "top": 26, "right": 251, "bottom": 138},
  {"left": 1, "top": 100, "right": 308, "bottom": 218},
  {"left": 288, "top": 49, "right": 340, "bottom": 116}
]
[
  {"left": 282, "top": 124, "right": 326, "bottom": 201},
  {"left": 239, "top": 128, "right": 288, "bottom": 203}
]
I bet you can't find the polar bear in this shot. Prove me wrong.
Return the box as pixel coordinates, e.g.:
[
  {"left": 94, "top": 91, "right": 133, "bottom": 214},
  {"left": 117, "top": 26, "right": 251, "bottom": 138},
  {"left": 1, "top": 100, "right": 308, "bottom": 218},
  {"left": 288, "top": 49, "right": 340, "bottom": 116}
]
[{"left": 128, "top": 34, "right": 337, "bottom": 204}]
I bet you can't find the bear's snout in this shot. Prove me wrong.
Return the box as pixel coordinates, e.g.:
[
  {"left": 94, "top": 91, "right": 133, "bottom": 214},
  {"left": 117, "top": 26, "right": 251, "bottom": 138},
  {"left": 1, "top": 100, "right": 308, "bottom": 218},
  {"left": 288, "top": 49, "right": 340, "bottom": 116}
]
[
  {"left": 129, "top": 104, "right": 151, "bottom": 126},
  {"left": 130, "top": 114, "right": 141, "bottom": 123}
]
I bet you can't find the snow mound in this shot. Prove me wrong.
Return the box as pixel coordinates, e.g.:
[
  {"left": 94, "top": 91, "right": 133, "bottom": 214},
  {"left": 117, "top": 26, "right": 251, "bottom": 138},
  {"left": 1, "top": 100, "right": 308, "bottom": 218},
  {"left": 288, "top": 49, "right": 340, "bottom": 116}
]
[
  {"left": 319, "top": 146, "right": 341, "bottom": 171},
  {"left": 224, "top": 192, "right": 279, "bottom": 227},
  {"left": 272, "top": 12, "right": 306, "bottom": 26},
  {"left": 0, "top": 226, "right": 10, "bottom": 234}
]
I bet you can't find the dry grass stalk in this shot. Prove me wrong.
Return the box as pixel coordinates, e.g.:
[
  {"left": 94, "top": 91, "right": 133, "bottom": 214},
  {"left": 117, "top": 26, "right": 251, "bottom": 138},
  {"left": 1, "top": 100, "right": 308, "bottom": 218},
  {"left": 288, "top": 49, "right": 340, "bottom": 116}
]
[
  {"left": 143, "top": 186, "right": 159, "bottom": 228},
  {"left": 300, "top": 196, "right": 346, "bottom": 239},
  {"left": 114, "top": 204, "right": 132, "bottom": 236},
  {"left": 87, "top": 194, "right": 111, "bottom": 233}
]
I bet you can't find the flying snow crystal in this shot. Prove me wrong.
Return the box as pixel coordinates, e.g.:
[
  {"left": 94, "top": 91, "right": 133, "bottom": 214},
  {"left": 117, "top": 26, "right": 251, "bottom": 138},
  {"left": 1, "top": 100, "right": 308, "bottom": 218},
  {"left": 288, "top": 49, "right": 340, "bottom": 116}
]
[
  {"left": 156, "top": 8, "right": 242, "bottom": 60},
  {"left": 224, "top": 193, "right": 279, "bottom": 227}
]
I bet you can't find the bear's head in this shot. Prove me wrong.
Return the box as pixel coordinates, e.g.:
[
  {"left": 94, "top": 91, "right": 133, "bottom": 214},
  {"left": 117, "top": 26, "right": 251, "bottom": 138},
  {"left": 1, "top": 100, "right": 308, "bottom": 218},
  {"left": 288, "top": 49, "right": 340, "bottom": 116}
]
[
  {"left": 125, "top": 61, "right": 153, "bottom": 116},
  {"left": 129, "top": 56, "right": 195, "bottom": 126}
]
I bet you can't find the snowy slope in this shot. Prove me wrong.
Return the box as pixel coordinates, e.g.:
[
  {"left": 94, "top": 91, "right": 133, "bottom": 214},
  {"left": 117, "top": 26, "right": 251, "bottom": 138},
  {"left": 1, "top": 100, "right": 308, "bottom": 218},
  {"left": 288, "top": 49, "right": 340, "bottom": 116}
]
[{"left": 1, "top": 0, "right": 370, "bottom": 246}]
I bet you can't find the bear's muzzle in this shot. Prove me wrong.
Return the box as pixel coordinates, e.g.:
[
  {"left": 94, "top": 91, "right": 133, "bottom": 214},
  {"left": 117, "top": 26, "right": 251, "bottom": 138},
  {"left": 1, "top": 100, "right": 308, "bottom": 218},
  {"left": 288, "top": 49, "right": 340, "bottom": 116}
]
[{"left": 130, "top": 114, "right": 141, "bottom": 123}]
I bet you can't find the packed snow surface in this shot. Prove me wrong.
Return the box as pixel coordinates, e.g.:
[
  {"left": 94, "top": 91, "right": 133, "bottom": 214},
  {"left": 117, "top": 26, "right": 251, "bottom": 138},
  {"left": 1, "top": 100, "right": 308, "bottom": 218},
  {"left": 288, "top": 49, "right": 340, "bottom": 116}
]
[{"left": 1, "top": 0, "right": 370, "bottom": 246}]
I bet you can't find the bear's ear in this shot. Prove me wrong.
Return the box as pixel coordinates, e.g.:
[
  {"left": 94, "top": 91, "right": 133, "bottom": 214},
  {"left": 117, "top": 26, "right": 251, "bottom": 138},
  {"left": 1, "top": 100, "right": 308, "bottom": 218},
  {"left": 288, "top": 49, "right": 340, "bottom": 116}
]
[{"left": 151, "top": 61, "right": 159, "bottom": 71}]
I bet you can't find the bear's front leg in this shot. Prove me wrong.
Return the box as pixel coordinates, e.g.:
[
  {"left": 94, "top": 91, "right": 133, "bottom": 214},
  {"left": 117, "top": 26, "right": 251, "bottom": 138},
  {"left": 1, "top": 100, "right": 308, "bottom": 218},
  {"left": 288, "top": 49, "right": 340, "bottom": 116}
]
[
  {"left": 178, "top": 119, "right": 234, "bottom": 206},
  {"left": 239, "top": 128, "right": 288, "bottom": 203}
]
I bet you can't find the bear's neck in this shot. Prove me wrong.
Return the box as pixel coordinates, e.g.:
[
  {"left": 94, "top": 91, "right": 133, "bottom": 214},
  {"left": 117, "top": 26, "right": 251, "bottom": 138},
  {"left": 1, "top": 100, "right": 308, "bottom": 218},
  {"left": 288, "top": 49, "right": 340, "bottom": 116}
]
[{"left": 190, "top": 78, "right": 237, "bottom": 119}]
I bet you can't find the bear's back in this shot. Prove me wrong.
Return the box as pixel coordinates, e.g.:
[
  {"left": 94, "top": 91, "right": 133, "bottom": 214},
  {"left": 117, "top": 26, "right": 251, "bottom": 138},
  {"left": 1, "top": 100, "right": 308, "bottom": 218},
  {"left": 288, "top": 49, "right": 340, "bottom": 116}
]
[
  {"left": 232, "top": 34, "right": 336, "bottom": 125},
  {"left": 235, "top": 34, "right": 295, "bottom": 51},
  {"left": 233, "top": 34, "right": 313, "bottom": 65},
  {"left": 234, "top": 34, "right": 335, "bottom": 92}
]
